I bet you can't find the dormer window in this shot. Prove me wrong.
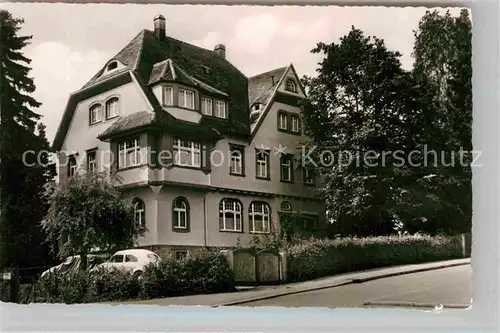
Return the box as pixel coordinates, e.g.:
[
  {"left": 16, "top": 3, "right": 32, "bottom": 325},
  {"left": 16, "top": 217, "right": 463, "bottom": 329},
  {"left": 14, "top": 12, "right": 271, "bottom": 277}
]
[
  {"left": 252, "top": 103, "right": 262, "bottom": 111},
  {"left": 107, "top": 61, "right": 118, "bottom": 71},
  {"left": 285, "top": 78, "right": 297, "bottom": 93},
  {"left": 163, "top": 86, "right": 174, "bottom": 106},
  {"left": 201, "top": 97, "right": 213, "bottom": 116},
  {"left": 89, "top": 103, "right": 103, "bottom": 125},
  {"left": 214, "top": 100, "right": 227, "bottom": 119},
  {"left": 105, "top": 97, "right": 120, "bottom": 119},
  {"left": 178, "top": 88, "right": 195, "bottom": 109}
]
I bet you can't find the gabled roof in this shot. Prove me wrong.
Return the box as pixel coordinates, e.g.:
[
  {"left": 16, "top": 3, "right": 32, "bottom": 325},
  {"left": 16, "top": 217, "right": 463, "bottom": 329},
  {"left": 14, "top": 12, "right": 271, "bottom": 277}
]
[
  {"left": 97, "top": 29, "right": 249, "bottom": 135},
  {"left": 248, "top": 65, "right": 289, "bottom": 132},
  {"left": 54, "top": 24, "right": 312, "bottom": 151},
  {"left": 52, "top": 71, "right": 134, "bottom": 151},
  {"left": 53, "top": 29, "right": 250, "bottom": 151},
  {"left": 248, "top": 66, "right": 287, "bottom": 107},
  {"left": 249, "top": 64, "right": 306, "bottom": 138}
]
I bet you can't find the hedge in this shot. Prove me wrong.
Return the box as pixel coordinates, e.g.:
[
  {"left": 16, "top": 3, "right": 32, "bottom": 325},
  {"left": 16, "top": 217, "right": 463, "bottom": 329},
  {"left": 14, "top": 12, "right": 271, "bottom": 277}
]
[
  {"left": 28, "top": 248, "right": 235, "bottom": 304},
  {"left": 286, "top": 234, "right": 466, "bottom": 282}
]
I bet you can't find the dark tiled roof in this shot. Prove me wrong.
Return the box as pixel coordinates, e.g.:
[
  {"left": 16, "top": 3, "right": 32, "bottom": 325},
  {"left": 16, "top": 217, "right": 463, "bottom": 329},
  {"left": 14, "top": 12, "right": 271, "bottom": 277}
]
[
  {"left": 99, "top": 111, "right": 154, "bottom": 139},
  {"left": 81, "top": 29, "right": 250, "bottom": 138},
  {"left": 248, "top": 66, "right": 287, "bottom": 106},
  {"left": 148, "top": 59, "right": 173, "bottom": 85}
]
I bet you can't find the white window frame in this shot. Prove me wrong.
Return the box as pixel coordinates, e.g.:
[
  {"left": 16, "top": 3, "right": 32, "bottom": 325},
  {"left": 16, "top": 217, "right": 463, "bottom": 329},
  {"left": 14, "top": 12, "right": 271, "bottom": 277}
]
[
  {"left": 134, "top": 199, "right": 146, "bottom": 230},
  {"left": 178, "top": 88, "right": 195, "bottom": 110},
  {"left": 163, "top": 86, "right": 174, "bottom": 106},
  {"left": 219, "top": 199, "right": 243, "bottom": 232},
  {"left": 249, "top": 202, "right": 271, "bottom": 234},
  {"left": 118, "top": 138, "right": 141, "bottom": 169},
  {"left": 105, "top": 97, "right": 120, "bottom": 119},
  {"left": 214, "top": 100, "right": 227, "bottom": 118},
  {"left": 87, "top": 151, "right": 97, "bottom": 174},
  {"left": 279, "top": 113, "right": 288, "bottom": 130},
  {"left": 230, "top": 148, "right": 243, "bottom": 175},
  {"left": 291, "top": 116, "right": 300, "bottom": 133},
  {"left": 173, "top": 198, "right": 188, "bottom": 229},
  {"left": 89, "top": 104, "right": 102, "bottom": 125},
  {"left": 256, "top": 152, "right": 268, "bottom": 178},
  {"left": 280, "top": 155, "right": 292, "bottom": 182},
  {"left": 201, "top": 97, "right": 213, "bottom": 116},
  {"left": 173, "top": 139, "right": 201, "bottom": 168}
]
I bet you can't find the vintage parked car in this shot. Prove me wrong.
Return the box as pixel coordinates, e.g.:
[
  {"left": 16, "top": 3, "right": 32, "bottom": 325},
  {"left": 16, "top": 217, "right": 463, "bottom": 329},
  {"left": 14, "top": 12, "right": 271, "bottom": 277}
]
[
  {"left": 90, "top": 249, "right": 161, "bottom": 278},
  {"left": 40, "top": 254, "right": 109, "bottom": 278}
]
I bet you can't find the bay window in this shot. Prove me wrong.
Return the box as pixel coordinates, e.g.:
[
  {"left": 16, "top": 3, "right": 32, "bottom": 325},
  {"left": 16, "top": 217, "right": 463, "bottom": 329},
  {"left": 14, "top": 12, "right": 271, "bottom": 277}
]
[
  {"left": 118, "top": 138, "right": 141, "bottom": 169},
  {"left": 173, "top": 139, "right": 201, "bottom": 167},
  {"left": 163, "top": 86, "right": 174, "bottom": 106},
  {"left": 201, "top": 97, "right": 213, "bottom": 115},
  {"left": 178, "top": 88, "right": 195, "bottom": 109},
  {"left": 214, "top": 100, "right": 227, "bottom": 118}
]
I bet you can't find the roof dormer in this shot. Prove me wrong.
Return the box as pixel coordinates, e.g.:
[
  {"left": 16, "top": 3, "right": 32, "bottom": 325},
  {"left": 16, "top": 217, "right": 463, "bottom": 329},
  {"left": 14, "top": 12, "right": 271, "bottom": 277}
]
[{"left": 99, "top": 59, "right": 126, "bottom": 78}]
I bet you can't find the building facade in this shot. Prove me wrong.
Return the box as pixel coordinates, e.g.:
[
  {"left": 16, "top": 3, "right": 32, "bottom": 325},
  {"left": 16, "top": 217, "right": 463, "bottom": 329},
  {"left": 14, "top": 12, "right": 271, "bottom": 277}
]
[{"left": 52, "top": 15, "right": 326, "bottom": 258}]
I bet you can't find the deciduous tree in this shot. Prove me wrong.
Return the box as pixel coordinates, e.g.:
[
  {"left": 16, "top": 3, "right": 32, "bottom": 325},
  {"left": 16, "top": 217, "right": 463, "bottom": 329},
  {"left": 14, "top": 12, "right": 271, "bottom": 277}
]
[
  {"left": 301, "top": 27, "right": 440, "bottom": 236},
  {"left": 42, "top": 172, "right": 138, "bottom": 269}
]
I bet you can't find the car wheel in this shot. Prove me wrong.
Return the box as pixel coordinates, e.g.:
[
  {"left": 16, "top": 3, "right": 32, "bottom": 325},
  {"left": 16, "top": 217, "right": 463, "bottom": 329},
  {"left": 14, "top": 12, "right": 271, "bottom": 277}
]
[{"left": 133, "top": 270, "right": 143, "bottom": 279}]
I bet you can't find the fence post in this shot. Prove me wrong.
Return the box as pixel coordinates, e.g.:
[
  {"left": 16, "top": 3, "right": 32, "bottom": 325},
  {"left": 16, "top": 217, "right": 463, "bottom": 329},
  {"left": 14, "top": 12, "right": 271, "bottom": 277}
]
[
  {"left": 460, "top": 234, "right": 466, "bottom": 258},
  {"left": 461, "top": 233, "right": 466, "bottom": 258},
  {"left": 220, "top": 249, "right": 234, "bottom": 271},
  {"left": 6, "top": 270, "right": 20, "bottom": 303},
  {"left": 279, "top": 251, "right": 288, "bottom": 282}
]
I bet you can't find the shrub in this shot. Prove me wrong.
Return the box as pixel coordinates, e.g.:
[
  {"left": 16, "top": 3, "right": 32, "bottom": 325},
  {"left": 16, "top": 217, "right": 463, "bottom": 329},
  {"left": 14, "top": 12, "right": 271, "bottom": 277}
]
[
  {"left": 140, "top": 248, "right": 235, "bottom": 299},
  {"left": 29, "top": 248, "right": 235, "bottom": 304},
  {"left": 286, "top": 234, "right": 465, "bottom": 282}
]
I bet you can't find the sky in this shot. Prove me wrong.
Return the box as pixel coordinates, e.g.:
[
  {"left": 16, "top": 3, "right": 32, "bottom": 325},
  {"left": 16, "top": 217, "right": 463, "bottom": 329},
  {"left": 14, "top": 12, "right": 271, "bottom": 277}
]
[{"left": 1, "top": 3, "right": 465, "bottom": 144}]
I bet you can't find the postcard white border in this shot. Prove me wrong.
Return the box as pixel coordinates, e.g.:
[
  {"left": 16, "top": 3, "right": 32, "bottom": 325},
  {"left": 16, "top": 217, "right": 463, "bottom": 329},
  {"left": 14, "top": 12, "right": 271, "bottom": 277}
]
[{"left": 0, "top": 0, "right": 498, "bottom": 332}]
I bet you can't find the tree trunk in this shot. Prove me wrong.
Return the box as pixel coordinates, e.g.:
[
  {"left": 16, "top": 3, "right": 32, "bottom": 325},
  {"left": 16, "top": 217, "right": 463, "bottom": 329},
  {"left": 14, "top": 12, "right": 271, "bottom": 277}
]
[{"left": 80, "top": 253, "right": 87, "bottom": 271}]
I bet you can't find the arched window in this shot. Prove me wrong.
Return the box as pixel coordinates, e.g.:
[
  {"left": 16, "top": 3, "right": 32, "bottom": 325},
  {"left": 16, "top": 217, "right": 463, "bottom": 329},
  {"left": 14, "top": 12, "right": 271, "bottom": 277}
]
[
  {"left": 219, "top": 198, "right": 243, "bottom": 232},
  {"left": 107, "top": 61, "right": 118, "bottom": 71},
  {"left": 89, "top": 103, "right": 102, "bottom": 125},
  {"left": 172, "top": 197, "right": 189, "bottom": 231},
  {"left": 133, "top": 198, "right": 145, "bottom": 231},
  {"left": 105, "top": 97, "right": 120, "bottom": 119},
  {"left": 280, "top": 201, "right": 292, "bottom": 212},
  {"left": 285, "top": 78, "right": 297, "bottom": 93},
  {"left": 249, "top": 201, "right": 271, "bottom": 233}
]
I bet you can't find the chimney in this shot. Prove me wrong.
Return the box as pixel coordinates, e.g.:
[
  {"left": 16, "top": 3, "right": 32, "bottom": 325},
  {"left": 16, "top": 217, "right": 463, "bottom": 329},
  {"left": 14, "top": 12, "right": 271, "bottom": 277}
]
[
  {"left": 214, "top": 44, "right": 226, "bottom": 59},
  {"left": 271, "top": 76, "right": 275, "bottom": 85},
  {"left": 154, "top": 14, "right": 166, "bottom": 41}
]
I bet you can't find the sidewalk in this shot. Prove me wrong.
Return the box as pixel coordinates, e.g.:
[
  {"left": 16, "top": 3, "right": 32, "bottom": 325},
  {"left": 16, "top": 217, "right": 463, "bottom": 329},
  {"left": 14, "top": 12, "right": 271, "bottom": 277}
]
[{"left": 116, "top": 258, "right": 470, "bottom": 307}]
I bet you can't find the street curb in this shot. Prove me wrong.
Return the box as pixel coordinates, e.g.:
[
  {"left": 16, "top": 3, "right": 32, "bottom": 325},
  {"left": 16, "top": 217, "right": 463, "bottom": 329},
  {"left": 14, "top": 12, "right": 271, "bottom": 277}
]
[
  {"left": 363, "top": 301, "right": 471, "bottom": 309},
  {"left": 217, "top": 259, "right": 471, "bottom": 307}
]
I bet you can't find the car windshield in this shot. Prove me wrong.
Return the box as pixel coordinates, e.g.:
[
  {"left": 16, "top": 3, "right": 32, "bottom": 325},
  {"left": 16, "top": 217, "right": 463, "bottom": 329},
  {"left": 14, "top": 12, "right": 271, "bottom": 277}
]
[{"left": 109, "top": 255, "right": 124, "bottom": 263}]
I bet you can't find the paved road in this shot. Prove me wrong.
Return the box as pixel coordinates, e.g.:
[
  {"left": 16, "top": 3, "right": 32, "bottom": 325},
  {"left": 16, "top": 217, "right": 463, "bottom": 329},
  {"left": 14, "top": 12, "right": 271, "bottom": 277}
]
[{"left": 236, "top": 265, "right": 472, "bottom": 309}]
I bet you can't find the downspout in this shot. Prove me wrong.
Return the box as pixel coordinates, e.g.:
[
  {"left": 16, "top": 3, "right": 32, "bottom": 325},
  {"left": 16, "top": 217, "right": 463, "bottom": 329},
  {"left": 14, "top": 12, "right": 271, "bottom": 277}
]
[{"left": 203, "top": 195, "right": 208, "bottom": 248}]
